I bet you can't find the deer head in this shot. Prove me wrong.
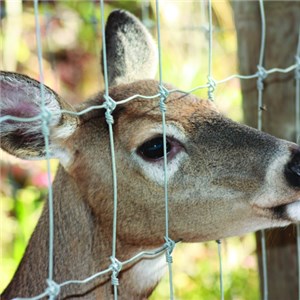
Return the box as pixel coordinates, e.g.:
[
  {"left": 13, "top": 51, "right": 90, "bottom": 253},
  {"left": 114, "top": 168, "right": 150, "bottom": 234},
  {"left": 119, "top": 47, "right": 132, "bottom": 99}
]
[{"left": 1, "top": 9, "right": 300, "bottom": 300}]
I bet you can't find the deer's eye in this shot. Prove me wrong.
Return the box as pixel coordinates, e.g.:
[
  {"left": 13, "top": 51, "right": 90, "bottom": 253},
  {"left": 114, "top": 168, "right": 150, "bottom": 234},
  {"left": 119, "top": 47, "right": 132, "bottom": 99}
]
[{"left": 137, "top": 136, "right": 171, "bottom": 161}]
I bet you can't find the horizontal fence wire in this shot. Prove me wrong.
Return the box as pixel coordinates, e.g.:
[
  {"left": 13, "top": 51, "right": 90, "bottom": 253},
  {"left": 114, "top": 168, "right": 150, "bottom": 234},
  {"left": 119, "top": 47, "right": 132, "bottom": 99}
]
[
  {"left": 1, "top": 62, "right": 298, "bottom": 123},
  {"left": 12, "top": 244, "right": 171, "bottom": 300},
  {"left": 1, "top": 1, "right": 300, "bottom": 299}
]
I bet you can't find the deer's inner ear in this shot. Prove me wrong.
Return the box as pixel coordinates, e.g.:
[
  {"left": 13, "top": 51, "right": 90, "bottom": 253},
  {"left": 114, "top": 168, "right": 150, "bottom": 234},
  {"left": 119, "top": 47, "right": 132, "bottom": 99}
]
[{"left": 0, "top": 71, "right": 78, "bottom": 160}]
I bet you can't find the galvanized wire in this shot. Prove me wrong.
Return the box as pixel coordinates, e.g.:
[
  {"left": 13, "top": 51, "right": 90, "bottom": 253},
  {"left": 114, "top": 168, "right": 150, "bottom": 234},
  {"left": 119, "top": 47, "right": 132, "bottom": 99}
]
[
  {"left": 13, "top": 243, "right": 173, "bottom": 300},
  {"left": 155, "top": 1, "right": 175, "bottom": 299},
  {"left": 216, "top": 240, "right": 224, "bottom": 300},
  {"left": 99, "top": 0, "right": 119, "bottom": 298},
  {"left": 206, "top": 1, "right": 224, "bottom": 298},
  {"left": 207, "top": 0, "right": 215, "bottom": 101},
  {"left": 295, "top": 25, "right": 300, "bottom": 300},
  {"left": 33, "top": 0, "right": 55, "bottom": 293},
  {"left": 257, "top": 1, "right": 268, "bottom": 299}
]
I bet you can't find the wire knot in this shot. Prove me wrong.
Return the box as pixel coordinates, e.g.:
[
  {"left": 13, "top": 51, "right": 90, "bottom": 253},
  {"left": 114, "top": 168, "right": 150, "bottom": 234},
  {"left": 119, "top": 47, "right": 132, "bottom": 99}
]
[
  {"left": 295, "top": 55, "right": 300, "bottom": 80},
  {"left": 46, "top": 279, "right": 60, "bottom": 297},
  {"left": 207, "top": 76, "right": 216, "bottom": 101},
  {"left": 41, "top": 123, "right": 50, "bottom": 137},
  {"left": 105, "top": 110, "right": 114, "bottom": 125},
  {"left": 104, "top": 95, "right": 116, "bottom": 125},
  {"left": 159, "top": 99, "right": 167, "bottom": 113},
  {"left": 159, "top": 85, "right": 169, "bottom": 99},
  {"left": 159, "top": 85, "right": 169, "bottom": 112},
  {"left": 256, "top": 66, "right": 268, "bottom": 91},
  {"left": 40, "top": 107, "right": 52, "bottom": 136},
  {"left": 41, "top": 107, "right": 52, "bottom": 122},
  {"left": 40, "top": 107, "right": 52, "bottom": 137},
  {"left": 164, "top": 237, "right": 176, "bottom": 264},
  {"left": 110, "top": 256, "right": 122, "bottom": 286}
]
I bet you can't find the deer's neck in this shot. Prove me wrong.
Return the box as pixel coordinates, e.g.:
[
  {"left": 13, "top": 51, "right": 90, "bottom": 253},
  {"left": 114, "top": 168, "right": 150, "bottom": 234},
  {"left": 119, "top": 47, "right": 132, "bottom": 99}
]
[{"left": 2, "top": 166, "right": 166, "bottom": 299}]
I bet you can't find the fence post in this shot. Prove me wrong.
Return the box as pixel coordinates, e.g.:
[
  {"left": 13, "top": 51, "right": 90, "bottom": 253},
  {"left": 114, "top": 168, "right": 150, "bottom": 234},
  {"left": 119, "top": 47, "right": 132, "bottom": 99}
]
[{"left": 232, "top": 2, "right": 300, "bottom": 299}]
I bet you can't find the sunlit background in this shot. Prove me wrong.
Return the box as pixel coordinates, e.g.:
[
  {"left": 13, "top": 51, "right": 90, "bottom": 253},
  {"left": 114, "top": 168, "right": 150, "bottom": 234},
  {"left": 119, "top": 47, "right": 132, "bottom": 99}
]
[{"left": 0, "top": 1, "right": 259, "bottom": 299}]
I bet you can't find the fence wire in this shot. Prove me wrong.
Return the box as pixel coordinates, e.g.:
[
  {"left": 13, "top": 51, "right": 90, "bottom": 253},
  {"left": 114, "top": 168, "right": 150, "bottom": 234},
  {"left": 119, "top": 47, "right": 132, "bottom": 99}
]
[
  {"left": 98, "top": 1, "right": 121, "bottom": 298},
  {"left": 296, "top": 25, "right": 300, "bottom": 300},
  {"left": 256, "top": 1, "right": 268, "bottom": 299},
  {"left": 1, "top": 1, "right": 300, "bottom": 299},
  {"left": 33, "top": 0, "right": 55, "bottom": 295},
  {"left": 155, "top": 0, "right": 175, "bottom": 299}
]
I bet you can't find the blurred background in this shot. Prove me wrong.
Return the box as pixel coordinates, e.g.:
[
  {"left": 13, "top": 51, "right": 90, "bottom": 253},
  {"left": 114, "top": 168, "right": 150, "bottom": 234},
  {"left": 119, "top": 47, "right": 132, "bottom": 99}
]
[{"left": 1, "top": 0, "right": 260, "bottom": 299}]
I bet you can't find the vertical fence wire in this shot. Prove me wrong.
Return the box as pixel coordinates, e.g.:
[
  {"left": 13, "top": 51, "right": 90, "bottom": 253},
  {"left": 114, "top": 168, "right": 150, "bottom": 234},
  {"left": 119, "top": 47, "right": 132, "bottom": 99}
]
[
  {"left": 200, "top": 0, "right": 207, "bottom": 28},
  {"left": 33, "top": 1, "right": 56, "bottom": 295},
  {"left": 260, "top": 230, "right": 268, "bottom": 300},
  {"left": 141, "top": 0, "right": 151, "bottom": 29},
  {"left": 155, "top": 1, "right": 175, "bottom": 299},
  {"left": 257, "top": 1, "right": 268, "bottom": 300},
  {"left": 207, "top": 0, "right": 213, "bottom": 81},
  {"left": 100, "top": 0, "right": 109, "bottom": 94},
  {"left": 40, "top": 2, "right": 60, "bottom": 94},
  {"left": 206, "top": 1, "right": 224, "bottom": 298},
  {"left": 156, "top": 0, "right": 163, "bottom": 87},
  {"left": 216, "top": 240, "right": 224, "bottom": 300},
  {"left": 296, "top": 25, "right": 300, "bottom": 300},
  {"left": 257, "top": 0, "right": 267, "bottom": 132},
  {"left": 99, "top": 1, "right": 120, "bottom": 299},
  {"left": 207, "top": 0, "right": 215, "bottom": 101},
  {"left": 296, "top": 29, "right": 300, "bottom": 145},
  {"left": 90, "top": 1, "right": 101, "bottom": 79}
]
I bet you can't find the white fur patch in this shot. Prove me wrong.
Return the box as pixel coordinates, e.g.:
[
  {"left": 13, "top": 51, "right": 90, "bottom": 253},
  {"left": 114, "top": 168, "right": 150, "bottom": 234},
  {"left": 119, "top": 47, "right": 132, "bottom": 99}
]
[
  {"left": 134, "top": 151, "right": 188, "bottom": 185},
  {"left": 286, "top": 201, "right": 300, "bottom": 221},
  {"left": 130, "top": 254, "right": 167, "bottom": 294},
  {"left": 52, "top": 122, "right": 77, "bottom": 139}
]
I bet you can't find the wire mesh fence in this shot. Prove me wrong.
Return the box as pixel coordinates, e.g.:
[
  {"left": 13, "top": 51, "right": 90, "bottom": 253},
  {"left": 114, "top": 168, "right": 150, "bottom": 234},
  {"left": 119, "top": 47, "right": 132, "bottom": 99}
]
[{"left": 0, "top": 0, "right": 300, "bottom": 299}]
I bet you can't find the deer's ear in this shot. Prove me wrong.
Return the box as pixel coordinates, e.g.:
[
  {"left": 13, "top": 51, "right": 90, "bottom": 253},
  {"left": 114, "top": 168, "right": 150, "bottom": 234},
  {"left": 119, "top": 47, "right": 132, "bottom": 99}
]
[
  {"left": 103, "top": 9, "right": 158, "bottom": 87},
  {"left": 0, "top": 71, "right": 78, "bottom": 160}
]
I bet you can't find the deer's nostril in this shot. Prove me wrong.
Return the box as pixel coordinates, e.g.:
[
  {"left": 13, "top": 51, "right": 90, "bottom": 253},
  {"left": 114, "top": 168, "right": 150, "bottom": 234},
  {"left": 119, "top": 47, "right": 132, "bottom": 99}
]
[{"left": 285, "top": 148, "right": 300, "bottom": 188}]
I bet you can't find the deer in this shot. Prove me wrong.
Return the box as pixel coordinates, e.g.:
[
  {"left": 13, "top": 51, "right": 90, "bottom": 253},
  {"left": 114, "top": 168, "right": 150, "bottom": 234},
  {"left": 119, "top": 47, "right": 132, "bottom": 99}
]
[{"left": 1, "top": 9, "right": 300, "bottom": 300}]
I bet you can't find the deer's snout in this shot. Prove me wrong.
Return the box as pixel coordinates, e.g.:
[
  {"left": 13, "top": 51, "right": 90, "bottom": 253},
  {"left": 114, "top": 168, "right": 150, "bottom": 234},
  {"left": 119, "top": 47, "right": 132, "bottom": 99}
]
[{"left": 285, "top": 148, "right": 300, "bottom": 188}]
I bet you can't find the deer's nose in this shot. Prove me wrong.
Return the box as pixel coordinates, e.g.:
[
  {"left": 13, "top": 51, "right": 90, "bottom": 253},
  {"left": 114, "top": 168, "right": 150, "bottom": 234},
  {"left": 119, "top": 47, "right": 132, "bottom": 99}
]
[{"left": 285, "top": 148, "right": 300, "bottom": 188}]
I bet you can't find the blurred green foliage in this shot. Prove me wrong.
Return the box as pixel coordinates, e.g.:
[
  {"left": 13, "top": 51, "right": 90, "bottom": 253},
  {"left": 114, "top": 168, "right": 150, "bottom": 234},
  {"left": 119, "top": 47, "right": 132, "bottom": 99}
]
[
  {"left": 0, "top": 0, "right": 257, "bottom": 298},
  {"left": 0, "top": 159, "right": 51, "bottom": 291},
  {"left": 152, "top": 239, "right": 259, "bottom": 300}
]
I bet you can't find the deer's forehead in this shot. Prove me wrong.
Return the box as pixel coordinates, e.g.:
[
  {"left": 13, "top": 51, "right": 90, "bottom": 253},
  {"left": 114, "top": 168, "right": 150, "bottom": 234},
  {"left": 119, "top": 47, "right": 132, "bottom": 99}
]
[
  {"left": 108, "top": 79, "right": 218, "bottom": 119},
  {"left": 115, "top": 95, "right": 219, "bottom": 151},
  {"left": 119, "top": 93, "right": 217, "bottom": 122}
]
